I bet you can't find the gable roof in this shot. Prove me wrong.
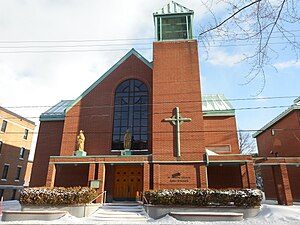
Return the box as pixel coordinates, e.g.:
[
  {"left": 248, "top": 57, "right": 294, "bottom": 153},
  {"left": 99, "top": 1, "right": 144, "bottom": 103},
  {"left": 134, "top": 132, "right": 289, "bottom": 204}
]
[
  {"left": 253, "top": 97, "right": 300, "bottom": 138},
  {"left": 40, "top": 49, "right": 152, "bottom": 121},
  {"left": 153, "top": 1, "right": 193, "bottom": 16},
  {"left": 65, "top": 48, "right": 152, "bottom": 114}
]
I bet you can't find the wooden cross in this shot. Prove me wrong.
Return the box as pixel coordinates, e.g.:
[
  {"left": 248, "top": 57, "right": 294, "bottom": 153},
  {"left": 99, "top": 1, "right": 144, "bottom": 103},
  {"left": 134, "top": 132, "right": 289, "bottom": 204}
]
[{"left": 163, "top": 107, "right": 191, "bottom": 157}]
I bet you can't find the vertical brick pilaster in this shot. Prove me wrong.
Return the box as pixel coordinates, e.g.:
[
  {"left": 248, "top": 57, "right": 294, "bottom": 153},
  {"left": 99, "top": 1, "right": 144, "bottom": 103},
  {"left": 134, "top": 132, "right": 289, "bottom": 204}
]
[
  {"left": 240, "top": 164, "right": 248, "bottom": 188},
  {"left": 143, "top": 163, "right": 150, "bottom": 191},
  {"left": 46, "top": 163, "right": 56, "bottom": 187},
  {"left": 95, "top": 163, "right": 106, "bottom": 203},
  {"left": 153, "top": 164, "right": 160, "bottom": 190},
  {"left": 246, "top": 162, "right": 256, "bottom": 188},
  {"left": 88, "top": 163, "right": 96, "bottom": 183},
  {"left": 199, "top": 165, "right": 208, "bottom": 188},
  {"left": 272, "top": 165, "right": 293, "bottom": 205},
  {"left": 240, "top": 163, "right": 256, "bottom": 188}
]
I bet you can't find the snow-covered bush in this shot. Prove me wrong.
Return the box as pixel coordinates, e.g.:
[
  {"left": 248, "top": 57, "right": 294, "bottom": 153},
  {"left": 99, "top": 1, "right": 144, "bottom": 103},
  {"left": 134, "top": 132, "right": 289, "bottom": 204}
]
[
  {"left": 144, "top": 188, "right": 262, "bottom": 207},
  {"left": 19, "top": 187, "right": 98, "bottom": 205}
]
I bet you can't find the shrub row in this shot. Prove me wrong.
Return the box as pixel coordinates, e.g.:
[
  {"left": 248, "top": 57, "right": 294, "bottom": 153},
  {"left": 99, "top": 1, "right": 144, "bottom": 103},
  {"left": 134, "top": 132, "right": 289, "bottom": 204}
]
[
  {"left": 143, "top": 188, "right": 262, "bottom": 207},
  {"left": 20, "top": 187, "right": 98, "bottom": 206}
]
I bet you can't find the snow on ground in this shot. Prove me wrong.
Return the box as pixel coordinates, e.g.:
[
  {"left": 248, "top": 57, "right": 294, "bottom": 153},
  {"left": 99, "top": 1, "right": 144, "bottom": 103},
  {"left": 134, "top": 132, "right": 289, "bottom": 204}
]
[{"left": 0, "top": 200, "right": 300, "bottom": 224}]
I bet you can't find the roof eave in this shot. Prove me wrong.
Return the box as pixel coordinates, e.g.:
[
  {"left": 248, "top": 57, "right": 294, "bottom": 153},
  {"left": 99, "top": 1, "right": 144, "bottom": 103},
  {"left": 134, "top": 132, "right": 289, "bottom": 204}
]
[
  {"left": 253, "top": 105, "right": 299, "bottom": 138},
  {"left": 203, "top": 110, "right": 235, "bottom": 117},
  {"left": 65, "top": 48, "right": 152, "bottom": 114}
]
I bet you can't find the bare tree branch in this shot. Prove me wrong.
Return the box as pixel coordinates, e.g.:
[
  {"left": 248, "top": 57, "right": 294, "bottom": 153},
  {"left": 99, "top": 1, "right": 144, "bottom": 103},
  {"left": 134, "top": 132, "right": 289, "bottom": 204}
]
[{"left": 197, "top": 0, "right": 300, "bottom": 95}]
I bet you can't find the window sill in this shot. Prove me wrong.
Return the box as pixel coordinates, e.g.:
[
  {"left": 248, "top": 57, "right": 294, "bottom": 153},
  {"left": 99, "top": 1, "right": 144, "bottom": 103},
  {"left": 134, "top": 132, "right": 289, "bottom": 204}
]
[{"left": 1, "top": 179, "right": 7, "bottom": 181}]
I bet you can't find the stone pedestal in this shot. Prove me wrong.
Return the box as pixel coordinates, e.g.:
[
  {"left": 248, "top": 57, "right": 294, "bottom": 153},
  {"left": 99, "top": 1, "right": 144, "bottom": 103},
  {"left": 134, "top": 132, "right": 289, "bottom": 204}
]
[{"left": 74, "top": 150, "right": 87, "bottom": 157}]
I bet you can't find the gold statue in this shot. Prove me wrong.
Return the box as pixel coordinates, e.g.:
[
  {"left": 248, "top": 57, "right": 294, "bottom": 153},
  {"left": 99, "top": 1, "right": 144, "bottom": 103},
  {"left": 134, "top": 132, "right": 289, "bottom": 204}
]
[
  {"left": 77, "top": 130, "right": 85, "bottom": 151},
  {"left": 124, "top": 129, "right": 131, "bottom": 150}
]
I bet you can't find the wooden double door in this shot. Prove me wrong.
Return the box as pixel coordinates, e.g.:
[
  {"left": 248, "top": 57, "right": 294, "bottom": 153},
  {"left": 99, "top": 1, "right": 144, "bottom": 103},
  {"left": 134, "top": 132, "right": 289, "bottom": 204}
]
[{"left": 113, "top": 165, "right": 143, "bottom": 200}]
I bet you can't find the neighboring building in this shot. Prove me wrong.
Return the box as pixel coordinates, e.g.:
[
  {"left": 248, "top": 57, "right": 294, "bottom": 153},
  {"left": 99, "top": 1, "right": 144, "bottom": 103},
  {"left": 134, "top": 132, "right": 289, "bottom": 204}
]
[
  {"left": 0, "top": 106, "right": 35, "bottom": 200},
  {"left": 24, "top": 160, "right": 33, "bottom": 187},
  {"left": 31, "top": 2, "right": 256, "bottom": 202},
  {"left": 253, "top": 97, "right": 300, "bottom": 201}
]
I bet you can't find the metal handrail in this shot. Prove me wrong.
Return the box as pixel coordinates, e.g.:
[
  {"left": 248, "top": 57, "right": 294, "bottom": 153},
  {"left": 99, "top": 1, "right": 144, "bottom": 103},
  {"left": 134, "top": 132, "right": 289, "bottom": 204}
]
[{"left": 89, "top": 190, "right": 107, "bottom": 205}]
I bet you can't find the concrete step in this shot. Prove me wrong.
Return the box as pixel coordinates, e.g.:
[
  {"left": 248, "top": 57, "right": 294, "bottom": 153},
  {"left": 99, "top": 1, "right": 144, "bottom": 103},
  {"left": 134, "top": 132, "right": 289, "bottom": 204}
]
[{"left": 88, "top": 201, "right": 149, "bottom": 222}]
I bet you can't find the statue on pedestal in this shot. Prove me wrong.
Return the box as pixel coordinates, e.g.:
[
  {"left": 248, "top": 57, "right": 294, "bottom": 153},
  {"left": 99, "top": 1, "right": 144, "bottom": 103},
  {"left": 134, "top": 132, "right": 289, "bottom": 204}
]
[
  {"left": 124, "top": 129, "right": 131, "bottom": 150},
  {"left": 76, "top": 130, "right": 85, "bottom": 151}
]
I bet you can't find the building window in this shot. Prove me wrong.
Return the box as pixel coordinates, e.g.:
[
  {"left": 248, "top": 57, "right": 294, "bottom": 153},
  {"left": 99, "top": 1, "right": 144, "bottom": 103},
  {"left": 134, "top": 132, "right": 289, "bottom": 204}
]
[
  {"left": 206, "top": 145, "right": 231, "bottom": 153},
  {"left": 111, "top": 79, "right": 148, "bottom": 151},
  {"left": 23, "top": 129, "right": 29, "bottom": 140},
  {"left": 15, "top": 166, "right": 22, "bottom": 181},
  {"left": 0, "top": 141, "right": 2, "bottom": 154},
  {"left": 1, "top": 164, "right": 9, "bottom": 180},
  {"left": 1, "top": 120, "right": 7, "bottom": 132},
  {"left": 19, "top": 147, "right": 25, "bottom": 159}
]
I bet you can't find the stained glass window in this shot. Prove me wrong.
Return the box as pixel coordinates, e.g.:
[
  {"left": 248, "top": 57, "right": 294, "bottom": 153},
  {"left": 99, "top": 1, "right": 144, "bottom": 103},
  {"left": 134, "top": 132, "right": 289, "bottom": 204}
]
[{"left": 111, "top": 80, "right": 148, "bottom": 151}]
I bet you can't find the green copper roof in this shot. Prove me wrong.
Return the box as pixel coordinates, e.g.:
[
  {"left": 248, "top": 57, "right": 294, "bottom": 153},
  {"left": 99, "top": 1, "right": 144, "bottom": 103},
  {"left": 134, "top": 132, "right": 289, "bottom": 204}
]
[
  {"left": 202, "top": 94, "right": 235, "bottom": 117},
  {"left": 253, "top": 97, "right": 300, "bottom": 138},
  {"left": 153, "top": 1, "right": 193, "bottom": 16},
  {"left": 40, "top": 100, "right": 73, "bottom": 121}
]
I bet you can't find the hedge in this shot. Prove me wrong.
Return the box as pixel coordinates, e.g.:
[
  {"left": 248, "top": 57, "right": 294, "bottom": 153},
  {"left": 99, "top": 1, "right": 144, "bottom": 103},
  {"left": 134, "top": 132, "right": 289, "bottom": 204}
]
[
  {"left": 19, "top": 187, "right": 98, "bottom": 206},
  {"left": 143, "top": 188, "right": 262, "bottom": 207}
]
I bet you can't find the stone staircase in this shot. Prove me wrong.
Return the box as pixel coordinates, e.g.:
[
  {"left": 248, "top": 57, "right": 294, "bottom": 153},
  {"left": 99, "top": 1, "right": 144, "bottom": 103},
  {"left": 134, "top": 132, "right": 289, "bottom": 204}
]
[{"left": 85, "top": 202, "right": 150, "bottom": 223}]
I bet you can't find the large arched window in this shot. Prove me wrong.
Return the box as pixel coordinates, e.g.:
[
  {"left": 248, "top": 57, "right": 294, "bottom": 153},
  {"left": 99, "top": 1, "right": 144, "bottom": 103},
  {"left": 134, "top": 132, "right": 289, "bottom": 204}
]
[{"left": 111, "top": 79, "right": 148, "bottom": 151}]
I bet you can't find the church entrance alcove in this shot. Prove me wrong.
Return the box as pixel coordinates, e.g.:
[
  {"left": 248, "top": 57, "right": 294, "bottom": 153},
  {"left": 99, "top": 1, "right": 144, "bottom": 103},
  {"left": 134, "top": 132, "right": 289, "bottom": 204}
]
[
  {"left": 113, "top": 165, "right": 143, "bottom": 201},
  {"left": 207, "top": 165, "right": 242, "bottom": 188},
  {"left": 54, "top": 164, "right": 89, "bottom": 187}
]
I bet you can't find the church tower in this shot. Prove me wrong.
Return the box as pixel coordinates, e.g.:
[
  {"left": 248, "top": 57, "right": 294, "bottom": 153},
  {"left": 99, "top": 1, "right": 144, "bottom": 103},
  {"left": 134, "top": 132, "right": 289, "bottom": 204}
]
[{"left": 152, "top": 1, "right": 205, "bottom": 164}]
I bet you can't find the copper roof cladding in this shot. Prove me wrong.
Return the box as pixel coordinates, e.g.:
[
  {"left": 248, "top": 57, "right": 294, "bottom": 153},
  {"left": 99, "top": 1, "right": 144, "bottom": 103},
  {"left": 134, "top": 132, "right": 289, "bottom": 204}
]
[
  {"left": 202, "top": 94, "right": 235, "bottom": 116},
  {"left": 153, "top": 1, "right": 193, "bottom": 16},
  {"left": 40, "top": 100, "right": 73, "bottom": 121}
]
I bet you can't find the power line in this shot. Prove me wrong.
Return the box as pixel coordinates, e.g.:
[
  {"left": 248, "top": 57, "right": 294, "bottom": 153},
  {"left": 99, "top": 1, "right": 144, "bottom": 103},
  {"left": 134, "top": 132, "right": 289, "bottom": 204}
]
[
  {"left": 3, "top": 128, "right": 300, "bottom": 136},
  {"left": 1, "top": 28, "right": 300, "bottom": 44},
  {"left": 0, "top": 104, "right": 294, "bottom": 121},
  {"left": 3, "top": 95, "right": 298, "bottom": 110}
]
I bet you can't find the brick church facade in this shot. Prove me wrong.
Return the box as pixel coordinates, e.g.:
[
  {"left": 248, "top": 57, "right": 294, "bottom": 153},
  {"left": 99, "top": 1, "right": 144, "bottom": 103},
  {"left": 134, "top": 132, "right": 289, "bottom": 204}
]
[{"left": 31, "top": 2, "right": 257, "bottom": 202}]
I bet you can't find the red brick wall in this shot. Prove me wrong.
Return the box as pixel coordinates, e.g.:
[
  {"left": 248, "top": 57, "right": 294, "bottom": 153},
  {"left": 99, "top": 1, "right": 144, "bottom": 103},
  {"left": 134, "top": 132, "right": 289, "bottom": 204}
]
[
  {"left": 60, "top": 54, "right": 152, "bottom": 156},
  {"left": 30, "top": 121, "right": 64, "bottom": 186},
  {"left": 204, "top": 116, "right": 240, "bottom": 154},
  {"left": 256, "top": 110, "right": 300, "bottom": 200},
  {"left": 152, "top": 40, "right": 205, "bottom": 161},
  {"left": 153, "top": 164, "right": 200, "bottom": 190}
]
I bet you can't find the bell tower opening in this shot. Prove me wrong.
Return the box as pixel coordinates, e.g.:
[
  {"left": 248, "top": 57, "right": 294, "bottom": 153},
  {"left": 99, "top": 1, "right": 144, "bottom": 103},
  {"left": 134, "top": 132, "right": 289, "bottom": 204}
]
[{"left": 153, "top": 1, "right": 194, "bottom": 41}]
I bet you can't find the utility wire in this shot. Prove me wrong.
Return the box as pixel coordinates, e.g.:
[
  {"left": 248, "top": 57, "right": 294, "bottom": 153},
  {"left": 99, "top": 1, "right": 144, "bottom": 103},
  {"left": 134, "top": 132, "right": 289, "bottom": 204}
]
[
  {"left": 0, "top": 104, "right": 294, "bottom": 121},
  {"left": 0, "top": 29, "right": 300, "bottom": 43},
  {"left": 2, "top": 95, "right": 298, "bottom": 110}
]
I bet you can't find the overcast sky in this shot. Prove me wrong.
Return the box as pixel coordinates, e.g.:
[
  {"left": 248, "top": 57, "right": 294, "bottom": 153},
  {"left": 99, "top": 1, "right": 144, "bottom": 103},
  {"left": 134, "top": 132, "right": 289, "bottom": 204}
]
[{"left": 0, "top": 0, "right": 299, "bottom": 159}]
